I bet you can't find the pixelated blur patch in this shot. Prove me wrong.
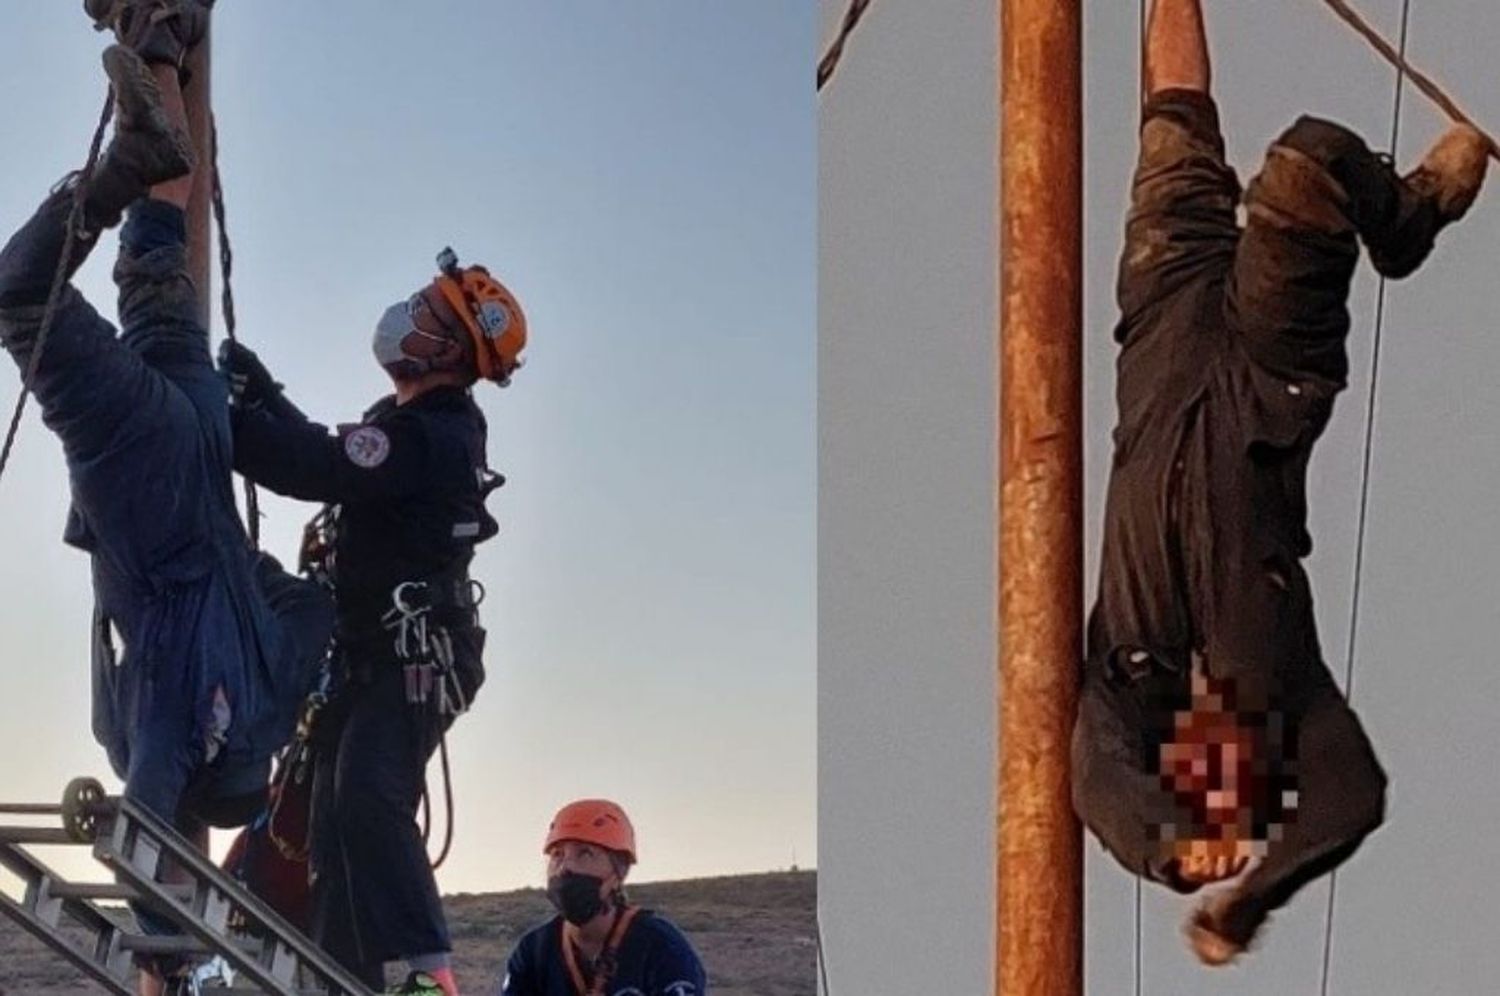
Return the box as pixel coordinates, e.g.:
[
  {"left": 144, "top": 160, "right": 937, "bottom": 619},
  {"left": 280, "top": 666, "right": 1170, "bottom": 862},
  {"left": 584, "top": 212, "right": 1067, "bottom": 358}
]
[{"left": 1152, "top": 670, "right": 1301, "bottom": 849}]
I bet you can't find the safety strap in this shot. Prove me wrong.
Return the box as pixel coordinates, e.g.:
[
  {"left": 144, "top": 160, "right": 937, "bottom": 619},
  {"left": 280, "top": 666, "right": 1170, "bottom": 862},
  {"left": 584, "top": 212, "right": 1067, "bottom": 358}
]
[{"left": 561, "top": 906, "right": 641, "bottom": 996}]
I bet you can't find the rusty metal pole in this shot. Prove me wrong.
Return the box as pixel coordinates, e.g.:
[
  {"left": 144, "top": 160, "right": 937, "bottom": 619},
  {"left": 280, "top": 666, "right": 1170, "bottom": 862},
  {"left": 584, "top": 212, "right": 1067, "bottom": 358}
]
[
  {"left": 182, "top": 23, "right": 212, "bottom": 331},
  {"left": 997, "top": 0, "right": 1083, "bottom": 992}
]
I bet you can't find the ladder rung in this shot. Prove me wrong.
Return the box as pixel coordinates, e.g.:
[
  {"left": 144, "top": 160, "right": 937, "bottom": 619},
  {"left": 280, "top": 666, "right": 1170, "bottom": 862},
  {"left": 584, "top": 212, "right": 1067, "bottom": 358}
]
[
  {"left": 118, "top": 932, "right": 211, "bottom": 956},
  {"left": 47, "top": 880, "right": 194, "bottom": 903},
  {"left": 46, "top": 881, "right": 139, "bottom": 902},
  {"left": 0, "top": 804, "right": 62, "bottom": 816},
  {"left": 0, "top": 826, "right": 85, "bottom": 846}
]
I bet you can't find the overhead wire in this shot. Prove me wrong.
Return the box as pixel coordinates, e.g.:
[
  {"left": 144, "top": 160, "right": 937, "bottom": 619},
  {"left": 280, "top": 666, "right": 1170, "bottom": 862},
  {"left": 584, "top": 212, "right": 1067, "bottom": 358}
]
[
  {"left": 1319, "top": 1, "right": 1414, "bottom": 991},
  {"left": 1134, "top": 0, "right": 1148, "bottom": 990}
]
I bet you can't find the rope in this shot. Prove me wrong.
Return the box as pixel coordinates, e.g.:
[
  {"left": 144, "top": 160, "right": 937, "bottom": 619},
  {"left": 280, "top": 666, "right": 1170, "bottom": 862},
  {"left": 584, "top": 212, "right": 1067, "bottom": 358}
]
[
  {"left": 430, "top": 731, "right": 456, "bottom": 869},
  {"left": 209, "top": 112, "right": 260, "bottom": 549},
  {"left": 1319, "top": 1, "right": 1413, "bottom": 992},
  {"left": 816, "top": 0, "right": 873, "bottom": 93},
  {"left": 0, "top": 0, "right": 170, "bottom": 493},
  {"left": 0, "top": 98, "right": 116, "bottom": 491},
  {"left": 1319, "top": 0, "right": 1499, "bottom": 162}
]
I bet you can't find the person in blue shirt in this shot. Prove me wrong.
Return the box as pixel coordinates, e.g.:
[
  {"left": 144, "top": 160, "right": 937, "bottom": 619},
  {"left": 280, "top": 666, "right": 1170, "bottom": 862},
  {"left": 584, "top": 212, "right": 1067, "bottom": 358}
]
[
  {"left": 0, "top": 4, "right": 333, "bottom": 992},
  {"left": 220, "top": 249, "right": 525, "bottom": 996},
  {"left": 500, "top": 800, "right": 708, "bottom": 996}
]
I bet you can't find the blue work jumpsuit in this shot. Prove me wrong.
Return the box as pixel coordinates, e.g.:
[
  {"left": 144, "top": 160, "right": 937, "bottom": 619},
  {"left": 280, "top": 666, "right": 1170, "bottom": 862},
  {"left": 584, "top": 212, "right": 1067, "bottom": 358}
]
[{"left": 0, "top": 190, "right": 333, "bottom": 938}]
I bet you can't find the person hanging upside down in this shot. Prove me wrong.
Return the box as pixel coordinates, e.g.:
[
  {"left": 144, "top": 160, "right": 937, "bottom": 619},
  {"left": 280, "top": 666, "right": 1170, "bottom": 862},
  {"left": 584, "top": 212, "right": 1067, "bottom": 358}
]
[
  {"left": 499, "top": 800, "right": 707, "bottom": 996},
  {"left": 218, "top": 248, "right": 524, "bottom": 995},
  {"left": 0, "top": 3, "right": 334, "bottom": 993},
  {"left": 1071, "top": 0, "right": 1489, "bottom": 967}
]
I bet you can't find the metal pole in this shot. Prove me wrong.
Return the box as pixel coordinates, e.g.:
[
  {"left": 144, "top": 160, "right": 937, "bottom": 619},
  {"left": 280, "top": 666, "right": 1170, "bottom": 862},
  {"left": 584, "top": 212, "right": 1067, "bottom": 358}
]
[
  {"left": 997, "top": 0, "right": 1083, "bottom": 992},
  {"left": 182, "top": 22, "right": 212, "bottom": 330}
]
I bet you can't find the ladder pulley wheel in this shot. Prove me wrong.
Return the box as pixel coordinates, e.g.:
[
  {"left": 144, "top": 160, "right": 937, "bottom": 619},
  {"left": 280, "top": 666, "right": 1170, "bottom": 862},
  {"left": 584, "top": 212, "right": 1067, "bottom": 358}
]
[{"left": 61, "top": 776, "right": 108, "bottom": 843}]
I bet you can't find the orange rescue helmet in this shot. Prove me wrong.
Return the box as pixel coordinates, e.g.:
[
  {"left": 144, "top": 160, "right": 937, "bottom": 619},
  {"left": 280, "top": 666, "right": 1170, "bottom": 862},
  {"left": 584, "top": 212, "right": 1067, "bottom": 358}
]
[
  {"left": 544, "top": 799, "right": 637, "bottom": 865},
  {"left": 431, "top": 246, "right": 527, "bottom": 386}
]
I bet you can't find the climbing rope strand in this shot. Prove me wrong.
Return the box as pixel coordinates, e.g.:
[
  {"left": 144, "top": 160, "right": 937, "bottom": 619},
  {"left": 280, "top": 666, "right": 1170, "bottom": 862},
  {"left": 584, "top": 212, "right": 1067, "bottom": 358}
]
[
  {"left": 1319, "top": 0, "right": 1499, "bottom": 162},
  {"left": 1320, "top": 2, "right": 1413, "bottom": 993},
  {"left": 429, "top": 730, "right": 457, "bottom": 870},
  {"left": 0, "top": 9, "right": 164, "bottom": 492},
  {"left": 816, "top": 0, "right": 873, "bottom": 93},
  {"left": 209, "top": 112, "right": 261, "bottom": 548},
  {"left": 0, "top": 93, "right": 117, "bottom": 490}
]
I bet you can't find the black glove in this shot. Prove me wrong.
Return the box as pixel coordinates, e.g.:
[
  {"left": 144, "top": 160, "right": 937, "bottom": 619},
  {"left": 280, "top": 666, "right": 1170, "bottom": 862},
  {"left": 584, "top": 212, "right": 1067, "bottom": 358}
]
[{"left": 217, "top": 338, "right": 281, "bottom": 412}]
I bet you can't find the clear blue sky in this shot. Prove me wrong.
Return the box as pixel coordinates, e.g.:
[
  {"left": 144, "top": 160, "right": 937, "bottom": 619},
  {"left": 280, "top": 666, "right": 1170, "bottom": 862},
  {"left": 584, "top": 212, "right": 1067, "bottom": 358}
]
[{"left": 0, "top": 2, "right": 813, "bottom": 894}]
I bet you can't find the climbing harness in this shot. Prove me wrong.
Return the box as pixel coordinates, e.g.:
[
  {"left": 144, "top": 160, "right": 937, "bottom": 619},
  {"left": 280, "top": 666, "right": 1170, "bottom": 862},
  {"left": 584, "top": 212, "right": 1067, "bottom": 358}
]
[
  {"left": 382, "top": 579, "right": 478, "bottom": 720},
  {"left": 381, "top": 575, "right": 483, "bottom": 870},
  {"left": 816, "top": 0, "right": 873, "bottom": 93},
  {"left": 561, "top": 905, "right": 642, "bottom": 996}
]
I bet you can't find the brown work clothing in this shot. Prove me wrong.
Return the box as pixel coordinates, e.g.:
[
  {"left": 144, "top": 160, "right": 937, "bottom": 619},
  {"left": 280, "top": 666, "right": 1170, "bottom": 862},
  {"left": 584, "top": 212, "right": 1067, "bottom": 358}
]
[{"left": 1071, "top": 90, "right": 1436, "bottom": 946}]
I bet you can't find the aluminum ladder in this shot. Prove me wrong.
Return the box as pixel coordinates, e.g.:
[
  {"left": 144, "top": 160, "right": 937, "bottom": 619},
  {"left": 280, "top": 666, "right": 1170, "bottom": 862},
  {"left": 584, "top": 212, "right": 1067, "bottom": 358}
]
[{"left": 0, "top": 778, "right": 375, "bottom": 995}]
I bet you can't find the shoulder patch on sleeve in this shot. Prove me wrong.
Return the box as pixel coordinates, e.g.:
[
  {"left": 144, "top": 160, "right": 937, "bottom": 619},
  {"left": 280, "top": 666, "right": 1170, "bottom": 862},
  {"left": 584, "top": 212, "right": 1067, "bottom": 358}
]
[{"left": 343, "top": 426, "right": 391, "bottom": 468}]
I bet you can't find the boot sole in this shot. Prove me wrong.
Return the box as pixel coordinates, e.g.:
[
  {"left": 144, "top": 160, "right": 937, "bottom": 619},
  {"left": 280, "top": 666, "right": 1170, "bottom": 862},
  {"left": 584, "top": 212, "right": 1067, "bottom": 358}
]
[{"left": 100, "top": 43, "right": 194, "bottom": 184}]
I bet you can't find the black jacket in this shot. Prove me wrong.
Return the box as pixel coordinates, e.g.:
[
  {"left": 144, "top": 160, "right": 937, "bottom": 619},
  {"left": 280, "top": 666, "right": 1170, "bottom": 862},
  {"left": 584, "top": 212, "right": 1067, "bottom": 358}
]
[{"left": 231, "top": 384, "right": 498, "bottom": 679}]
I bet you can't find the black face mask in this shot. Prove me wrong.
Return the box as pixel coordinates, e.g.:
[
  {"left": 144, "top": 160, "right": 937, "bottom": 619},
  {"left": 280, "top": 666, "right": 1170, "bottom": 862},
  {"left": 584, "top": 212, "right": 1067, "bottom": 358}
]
[{"left": 547, "top": 871, "right": 608, "bottom": 925}]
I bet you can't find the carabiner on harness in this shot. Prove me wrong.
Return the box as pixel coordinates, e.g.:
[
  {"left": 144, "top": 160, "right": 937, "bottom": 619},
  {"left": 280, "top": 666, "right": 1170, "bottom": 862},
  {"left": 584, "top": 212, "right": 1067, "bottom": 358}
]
[{"left": 381, "top": 580, "right": 469, "bottom": 717}]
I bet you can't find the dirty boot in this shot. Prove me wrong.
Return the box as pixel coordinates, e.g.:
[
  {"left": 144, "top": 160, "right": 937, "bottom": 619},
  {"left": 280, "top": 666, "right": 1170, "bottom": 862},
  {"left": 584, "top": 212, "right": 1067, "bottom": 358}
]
[
  {"left": 1368, "top": 124, "right": 1490, "bottom": 278},
  {"left": 81, "top": 44, "right": 194, "bottom": 234},
  {"left": 84, "top": 0, "right": 211, "bottom": 81}
]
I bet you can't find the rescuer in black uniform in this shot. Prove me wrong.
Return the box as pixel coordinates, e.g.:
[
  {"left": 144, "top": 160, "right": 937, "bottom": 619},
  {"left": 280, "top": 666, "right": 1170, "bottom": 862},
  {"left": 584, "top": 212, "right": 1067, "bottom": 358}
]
[
  {"left": 1071, "top": 0, "right": 1489, "bottom": 967},
  {"left": 220, "top": 250, "right": 526, "bottom": 995}
]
